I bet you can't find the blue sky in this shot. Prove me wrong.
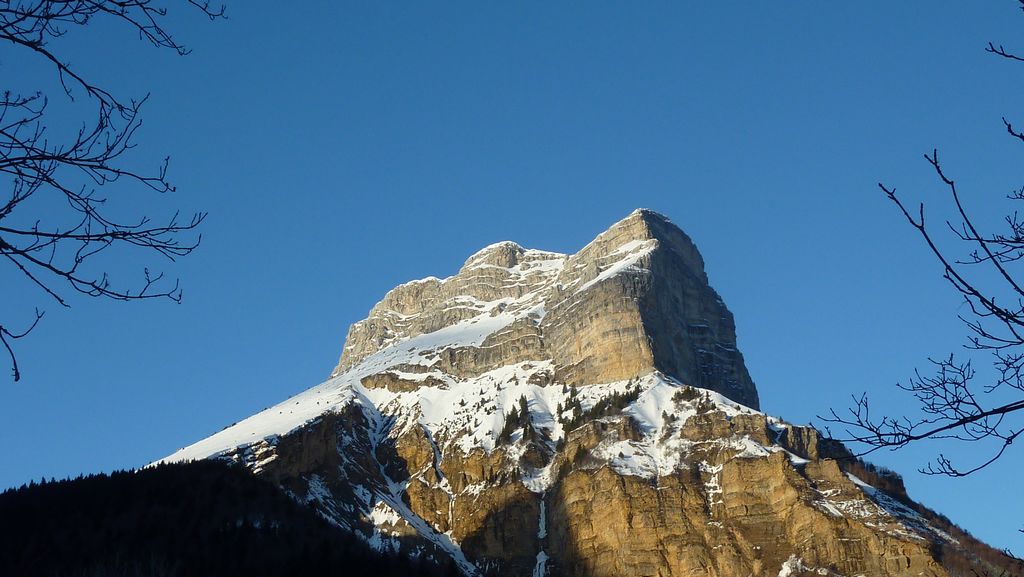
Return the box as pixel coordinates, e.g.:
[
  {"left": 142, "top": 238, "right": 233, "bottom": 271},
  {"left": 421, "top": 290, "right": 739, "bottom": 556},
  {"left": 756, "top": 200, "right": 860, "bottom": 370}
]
[{"left": 3, "top": 1, "right": 1024, "bottom": 552}]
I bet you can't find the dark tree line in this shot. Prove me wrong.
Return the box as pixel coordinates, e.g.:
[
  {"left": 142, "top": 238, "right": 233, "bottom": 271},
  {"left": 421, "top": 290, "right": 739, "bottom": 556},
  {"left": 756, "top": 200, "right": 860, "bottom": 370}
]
[
  {"left": 1, "top": 0, "right": 221, "bottom": 381},
  {"left": 555, "top": 380, "right": 643, "bottom": 436},
  {"left": 498, "top": 395, "right": 531, "bottom": 443},
  {"left": 0, "top": 460, "right": 457, "bottom": 577},
  {"left": 823, "top": 0, "right": 1024, "bottom": 479}
]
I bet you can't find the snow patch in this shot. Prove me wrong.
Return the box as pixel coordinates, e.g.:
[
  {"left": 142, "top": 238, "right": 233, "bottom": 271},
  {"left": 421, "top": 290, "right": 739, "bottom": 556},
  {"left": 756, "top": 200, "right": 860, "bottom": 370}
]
[
  {"left": 369, "top": 501, "right": 404, "bottom": 528},
  {"left": 574, "top": 239, "right": 657, "bottom": 294}
]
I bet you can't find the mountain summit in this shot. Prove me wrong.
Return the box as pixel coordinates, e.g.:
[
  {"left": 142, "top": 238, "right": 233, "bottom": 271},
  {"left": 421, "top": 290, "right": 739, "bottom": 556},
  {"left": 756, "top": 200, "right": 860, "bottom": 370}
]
[
  {"left": 162, "top": 210, "right": 1018, "bottom": 577},
  {"left": 333, "top": 208, "right": 758, "bottom": 408}
]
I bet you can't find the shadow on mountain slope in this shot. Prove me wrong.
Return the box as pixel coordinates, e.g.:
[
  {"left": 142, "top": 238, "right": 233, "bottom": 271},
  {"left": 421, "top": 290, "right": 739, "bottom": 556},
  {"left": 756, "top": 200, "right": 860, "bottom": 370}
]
[{"left": 0, "top": 460, "right": 456, "bottom": 577}]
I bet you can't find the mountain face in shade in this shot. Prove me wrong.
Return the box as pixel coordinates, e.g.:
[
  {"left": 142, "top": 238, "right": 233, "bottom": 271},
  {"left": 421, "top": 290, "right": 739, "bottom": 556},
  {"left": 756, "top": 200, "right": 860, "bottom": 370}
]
[{"left": 160, "top": 210, "right": 1020, "bottom": 577}]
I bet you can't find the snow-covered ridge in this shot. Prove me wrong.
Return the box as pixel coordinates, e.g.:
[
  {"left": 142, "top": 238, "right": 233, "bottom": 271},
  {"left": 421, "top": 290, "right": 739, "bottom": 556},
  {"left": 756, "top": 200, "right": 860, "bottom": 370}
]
[
  {"left": 159, "top": 353, "right": 952, "bottom": 560},
  {"left": 164, "top": 356, "right": 755, "bottom": 483},
  {"left": 160, "top": 355, "right": 935, "bottom": 521}
]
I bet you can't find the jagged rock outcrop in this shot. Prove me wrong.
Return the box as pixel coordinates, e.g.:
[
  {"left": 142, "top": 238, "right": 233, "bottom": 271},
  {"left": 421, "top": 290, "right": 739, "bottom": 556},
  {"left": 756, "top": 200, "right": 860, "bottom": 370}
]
[{"left": 161, "top": 209, "right": 1022, "bottom": 577}]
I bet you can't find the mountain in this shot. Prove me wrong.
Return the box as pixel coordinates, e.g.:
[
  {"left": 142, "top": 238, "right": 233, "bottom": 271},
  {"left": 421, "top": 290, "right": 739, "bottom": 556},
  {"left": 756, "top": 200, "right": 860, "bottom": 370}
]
[{"left": 156, "top": 209, "right": 1020, "bottom": 577}]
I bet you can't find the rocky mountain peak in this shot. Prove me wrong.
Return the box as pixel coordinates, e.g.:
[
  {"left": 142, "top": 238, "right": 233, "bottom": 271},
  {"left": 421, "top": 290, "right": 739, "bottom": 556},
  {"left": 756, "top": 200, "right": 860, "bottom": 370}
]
[
  {"left": 331, "top": 209, "right": 758, "bottom": 409},
  {"left": 461, "top": 241, "right": 527, "bottom": 270},
  {"left": 158, "top": 208, "right": 1019, "bottom": 577},
  {"left": 581, "top": 208, "right": 706, "bottom": 282}
]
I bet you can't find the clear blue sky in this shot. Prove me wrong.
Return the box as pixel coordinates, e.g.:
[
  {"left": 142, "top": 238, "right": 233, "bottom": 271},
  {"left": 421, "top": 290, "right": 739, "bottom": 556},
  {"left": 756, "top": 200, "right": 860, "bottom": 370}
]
[{"left": 3, "top": 0, "right": 1023, "bottom": 552}]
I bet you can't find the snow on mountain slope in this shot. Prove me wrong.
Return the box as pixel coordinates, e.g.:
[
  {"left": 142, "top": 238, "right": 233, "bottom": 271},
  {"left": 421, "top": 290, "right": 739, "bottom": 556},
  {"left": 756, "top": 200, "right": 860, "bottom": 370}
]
[
  {"left": 162, "top": 209, "right": 721, "bottom": 465},
  {"left": 152, "top": 209, "right": 1011, "bottom": 577}
]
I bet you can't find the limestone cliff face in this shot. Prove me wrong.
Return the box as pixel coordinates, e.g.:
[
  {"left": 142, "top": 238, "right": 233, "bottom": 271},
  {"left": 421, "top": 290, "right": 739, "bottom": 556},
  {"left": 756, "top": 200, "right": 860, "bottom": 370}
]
[
  {"left": 334, "top": 209, "right": 758, "bottom": 409},
  {"left": 162, "top": 209, "right": 1021, "bottom": 577}
]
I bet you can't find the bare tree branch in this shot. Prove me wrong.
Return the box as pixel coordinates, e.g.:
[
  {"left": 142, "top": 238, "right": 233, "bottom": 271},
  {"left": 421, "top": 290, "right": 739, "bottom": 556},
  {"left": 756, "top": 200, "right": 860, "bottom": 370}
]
[
  {"left": 0, "top": 308, "right": 42, "bottom": 381},
  {"left": 821, "top": 14, "right": 1024, "bottom": 476},
  {"left": 1, "top": 1, "right": 224, "bottom": 381}
]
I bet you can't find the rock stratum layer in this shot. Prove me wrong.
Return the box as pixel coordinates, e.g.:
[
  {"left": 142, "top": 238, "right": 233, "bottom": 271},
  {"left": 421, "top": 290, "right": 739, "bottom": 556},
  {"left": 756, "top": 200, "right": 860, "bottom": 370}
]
[{"left": 162, "top": 210, "right": 1021, "bottom": 577}]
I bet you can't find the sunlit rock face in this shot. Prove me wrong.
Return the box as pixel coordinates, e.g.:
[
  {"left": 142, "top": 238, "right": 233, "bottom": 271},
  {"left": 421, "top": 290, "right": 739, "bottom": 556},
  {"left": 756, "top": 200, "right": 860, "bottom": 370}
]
[
  {"left": 161, "top": 210, "right": 1019, "bottom": 577},
  {"left": 334, "top": 209, "right": 758, "bottom": 409}
]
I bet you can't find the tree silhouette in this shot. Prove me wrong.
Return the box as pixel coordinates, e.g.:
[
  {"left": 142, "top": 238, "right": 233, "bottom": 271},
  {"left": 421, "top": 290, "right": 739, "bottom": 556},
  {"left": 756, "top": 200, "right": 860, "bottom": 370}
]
[
  {"left": 0, "top": 0, "right": 225, "bottom": 381},
  {"left": 824, "top": 1, "right": 1024, "bottom": 478}
]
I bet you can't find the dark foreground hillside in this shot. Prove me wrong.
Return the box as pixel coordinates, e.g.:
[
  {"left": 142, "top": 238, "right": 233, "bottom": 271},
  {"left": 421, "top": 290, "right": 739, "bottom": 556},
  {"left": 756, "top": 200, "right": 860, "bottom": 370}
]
[{"left": 0, "top": 460, "right": 453, "bottom": 577}]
